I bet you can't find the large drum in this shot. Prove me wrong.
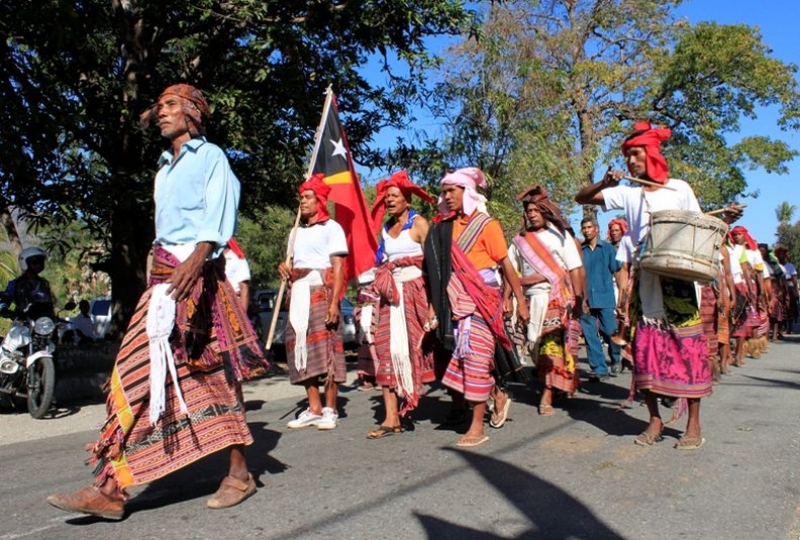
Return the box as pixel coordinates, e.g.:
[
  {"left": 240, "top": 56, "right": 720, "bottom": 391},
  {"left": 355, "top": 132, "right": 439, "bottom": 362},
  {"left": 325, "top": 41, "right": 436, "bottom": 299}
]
[{"left": 639, "top": 209, "right": 728, "bottom": 283}]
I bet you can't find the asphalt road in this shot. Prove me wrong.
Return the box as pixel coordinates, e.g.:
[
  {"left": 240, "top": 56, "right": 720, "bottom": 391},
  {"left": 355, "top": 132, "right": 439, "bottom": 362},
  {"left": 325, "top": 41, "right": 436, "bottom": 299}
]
[{"left": 1, "top": 336, "right": 799, "bottom": 540}]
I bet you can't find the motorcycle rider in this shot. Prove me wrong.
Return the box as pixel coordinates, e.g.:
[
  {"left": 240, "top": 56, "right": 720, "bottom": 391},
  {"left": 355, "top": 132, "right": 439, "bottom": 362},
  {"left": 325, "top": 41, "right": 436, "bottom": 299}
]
[{"left": 1, "top": 247, "right": 55, "bottom": 319}]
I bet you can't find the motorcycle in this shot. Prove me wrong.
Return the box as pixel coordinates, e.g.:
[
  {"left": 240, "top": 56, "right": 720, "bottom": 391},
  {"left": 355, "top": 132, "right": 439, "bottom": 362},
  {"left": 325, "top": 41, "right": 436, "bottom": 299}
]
[{"left": 0, "top": 300, "right": 75, "bottom": 419}]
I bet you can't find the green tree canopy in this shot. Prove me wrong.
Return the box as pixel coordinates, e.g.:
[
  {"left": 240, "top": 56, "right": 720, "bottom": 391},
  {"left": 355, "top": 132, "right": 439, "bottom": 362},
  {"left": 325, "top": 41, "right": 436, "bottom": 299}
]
[
  {"left": 0, "top": 0, "right": 478, "bottom": 332},
  {"left": 416, "top": 0, "right": 800, "bottom": 232}
]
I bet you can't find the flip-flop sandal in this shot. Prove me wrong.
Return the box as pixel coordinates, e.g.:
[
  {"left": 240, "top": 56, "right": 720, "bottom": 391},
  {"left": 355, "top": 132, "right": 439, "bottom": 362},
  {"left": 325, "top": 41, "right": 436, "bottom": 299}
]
[
  {"left": 366, "top": 425, "right": 401, "bottom": 439},
  {"left": 675, "top": 436, "right": 706, "bottom": 450},
  {"left": 634, "top": 430, "right": 664, "bottom": 446},
  {"left": 489, "top": 396, "right": 512, "bottom": 428},
  {"left": 538, "top": 404, "right": 555, "bottom": 416},
  {"left": 456, "top": 434, "right": 489, "bottom": 448}
]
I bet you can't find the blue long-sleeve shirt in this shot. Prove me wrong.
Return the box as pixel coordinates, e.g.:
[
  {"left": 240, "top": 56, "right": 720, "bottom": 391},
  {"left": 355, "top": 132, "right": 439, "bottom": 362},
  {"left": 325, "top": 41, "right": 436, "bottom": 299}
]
[
  {"left": 153, "top": 137, "right": 240, "bottom": 256},
  {"left": 581, "top": 239, "right": 621, "bottom": 309}
]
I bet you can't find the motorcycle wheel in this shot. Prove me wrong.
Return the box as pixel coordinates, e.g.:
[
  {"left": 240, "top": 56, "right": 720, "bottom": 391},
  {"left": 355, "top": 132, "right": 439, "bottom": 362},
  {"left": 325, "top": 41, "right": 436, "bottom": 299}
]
[{"left": 27, "top": 356, "right": 55, "bottom": 419}]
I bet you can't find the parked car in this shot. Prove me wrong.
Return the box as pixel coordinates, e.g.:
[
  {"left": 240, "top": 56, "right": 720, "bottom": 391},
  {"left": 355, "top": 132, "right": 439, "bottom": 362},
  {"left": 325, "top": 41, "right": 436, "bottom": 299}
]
[
  {"left": 252, "top": 289, "right": 357, "bottom": 360},
  {"left": 89, "top": 297, "right": 113, "bottom": 339}
]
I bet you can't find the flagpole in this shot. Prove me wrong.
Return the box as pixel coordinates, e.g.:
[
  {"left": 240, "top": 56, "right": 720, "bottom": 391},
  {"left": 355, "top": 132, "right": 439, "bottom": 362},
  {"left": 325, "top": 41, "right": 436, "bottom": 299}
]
[{"left": 265, "top": 86, "right": 334, "bottom": 350}]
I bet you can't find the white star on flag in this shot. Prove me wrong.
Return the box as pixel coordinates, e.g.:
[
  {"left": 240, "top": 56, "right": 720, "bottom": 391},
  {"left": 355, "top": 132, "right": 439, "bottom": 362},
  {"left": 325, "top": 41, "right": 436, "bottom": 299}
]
[{"left": 330, "top": 138, "right": 348, "bottom": 160}]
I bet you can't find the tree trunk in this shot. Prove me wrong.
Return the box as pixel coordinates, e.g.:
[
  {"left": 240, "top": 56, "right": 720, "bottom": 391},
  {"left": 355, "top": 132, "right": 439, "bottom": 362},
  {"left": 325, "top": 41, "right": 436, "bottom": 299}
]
[
  {"left": 108, "top": 190, "right": 153, "bottom": 338},
  {"left": 0, "top": 204, "right": 22, "bottom": 257}
]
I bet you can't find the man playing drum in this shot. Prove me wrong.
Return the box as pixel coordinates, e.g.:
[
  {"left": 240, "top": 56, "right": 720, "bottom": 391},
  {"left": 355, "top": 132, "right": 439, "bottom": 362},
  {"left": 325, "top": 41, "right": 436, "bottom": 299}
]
[{"left": 575, "top": 122, "right": 711, "bottom": 450}]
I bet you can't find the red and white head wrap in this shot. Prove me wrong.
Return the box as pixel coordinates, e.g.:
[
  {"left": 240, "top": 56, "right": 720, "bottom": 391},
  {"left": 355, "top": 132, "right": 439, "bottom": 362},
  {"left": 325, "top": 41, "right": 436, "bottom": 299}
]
[
  {"left": 140, "top": 84, "right": 211, "bottom": 137},
  {"left": 621, "top": 122, "right": 672, "bottom": 184},
  {"left": 226, "top": 237, "right": 246, "bottom": 259},
  {"left": 607, "top": 218, "right": 629, "bottom": 241},
  {"left": 437, "top": 167, "right": 488, "bottom": 217},
  {"left": 298, "top": 173, "right": 331, "bottom": 222},
  {"left": 371, "top": 170, "right": 435, "bottom": 227},
  {"left": 730, "top": 225, "right": 757, "bottom": 250}
]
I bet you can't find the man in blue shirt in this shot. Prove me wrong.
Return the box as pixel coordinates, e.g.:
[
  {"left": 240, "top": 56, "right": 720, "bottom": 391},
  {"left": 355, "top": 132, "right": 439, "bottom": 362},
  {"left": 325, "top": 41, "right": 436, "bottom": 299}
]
[
  {"left": 48, "top": 84, "right": 267, "bottom": 520},
  {"left": 579, "top": 218, "right": 622, "bottom": 380}
]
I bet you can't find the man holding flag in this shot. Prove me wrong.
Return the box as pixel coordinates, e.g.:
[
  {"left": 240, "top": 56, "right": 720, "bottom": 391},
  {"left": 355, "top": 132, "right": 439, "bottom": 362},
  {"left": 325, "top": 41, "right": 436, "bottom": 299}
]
[{"left": 277, "top": 88, "right": 376, "bottom": 430}]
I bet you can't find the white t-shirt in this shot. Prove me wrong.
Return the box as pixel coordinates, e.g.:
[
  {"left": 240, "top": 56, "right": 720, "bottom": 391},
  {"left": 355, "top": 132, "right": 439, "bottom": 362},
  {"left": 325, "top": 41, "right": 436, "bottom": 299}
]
[
  {"left": 601, "top": 179, "right": 701, "bottom": 245},
  {"left": 289, "top": 219, "right": 348, "bottom": 269},
  {"left": 601, "top": 179, "right": 701, "bottom": 319},
  {"left": 729, "top": 244, "right": 745, "bottom": 283},
  {"left": 509, "top": 225, "right": 582, "bottom": 276},
  {"left": 615, "top": 234, "right": 636, "bottom": 265},
  {"left": 224, "top": 250, "right": 251, "bottom": 294}
]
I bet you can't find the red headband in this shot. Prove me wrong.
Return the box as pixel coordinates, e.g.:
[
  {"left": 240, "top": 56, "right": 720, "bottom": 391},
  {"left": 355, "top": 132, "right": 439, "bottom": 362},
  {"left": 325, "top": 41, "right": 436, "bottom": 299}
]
[
  {"left": 139, "top": 84, "right": 210, "bottom": 135},
  {"left": 607, "top": 218, "right": 628, "bottom": 240},
  {"left": 299, "top": 173, "right": 331, "bottom": 222},
  {"left": 227, "top": 237, "right": 246, "bottom": 259},
  {"left": 371, "top": 170, "right": 435, "bottom": 228},
  {"left": 621, "top": 122, "right": 671, "bottom": 184},
  {"left": 730, "top": 226, "right": 757, "bottom": 250}
]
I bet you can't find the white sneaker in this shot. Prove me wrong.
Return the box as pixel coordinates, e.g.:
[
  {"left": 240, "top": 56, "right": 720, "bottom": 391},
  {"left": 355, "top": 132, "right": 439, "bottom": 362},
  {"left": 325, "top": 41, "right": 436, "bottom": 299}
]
[
  {"left": 317, "top": 407, "right": 339, "bottom": 430},
  {"left": 287, "top": 408, "right": 323, "bottom": 429}
]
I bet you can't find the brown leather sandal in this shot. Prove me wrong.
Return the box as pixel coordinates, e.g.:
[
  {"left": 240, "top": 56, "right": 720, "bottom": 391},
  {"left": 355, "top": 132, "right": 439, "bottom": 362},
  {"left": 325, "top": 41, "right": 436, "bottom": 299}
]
[{"left": 207, "top": 473, "right": 257, "bottom": 509}]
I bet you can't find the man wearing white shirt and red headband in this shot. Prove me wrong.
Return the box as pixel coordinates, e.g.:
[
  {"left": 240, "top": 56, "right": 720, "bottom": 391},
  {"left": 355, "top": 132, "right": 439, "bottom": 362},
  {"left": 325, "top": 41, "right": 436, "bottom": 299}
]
[{"left": 576, "top": 122, "right": 711, "bottom": 450}]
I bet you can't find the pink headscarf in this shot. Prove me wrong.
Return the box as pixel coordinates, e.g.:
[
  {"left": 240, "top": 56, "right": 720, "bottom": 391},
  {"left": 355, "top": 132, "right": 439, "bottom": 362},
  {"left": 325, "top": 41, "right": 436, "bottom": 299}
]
[{"left": 437, "top": 167, "right": 488, "bottom": 217}]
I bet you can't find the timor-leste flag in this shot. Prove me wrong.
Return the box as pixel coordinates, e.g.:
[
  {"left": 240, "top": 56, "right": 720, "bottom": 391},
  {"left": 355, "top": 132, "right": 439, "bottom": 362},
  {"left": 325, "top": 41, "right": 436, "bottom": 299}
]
[{"left": 310, "top": 91, "right": 377, "bottom": 280}]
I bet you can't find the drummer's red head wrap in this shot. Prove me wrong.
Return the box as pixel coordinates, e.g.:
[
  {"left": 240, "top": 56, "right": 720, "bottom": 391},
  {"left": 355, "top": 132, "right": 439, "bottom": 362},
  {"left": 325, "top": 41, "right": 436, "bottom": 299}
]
[
  {"left": 516, "top": 185, "right": 572, "bottom": 236},
  {"left": 227, "top": 237, "right": 246, "bottom": 259},
  {"left": 371, "top": 170, "right": 436, "bottom": 227},
  {"left": 730, "top": 225, "right": 757, "bottom": 250},
  {"left": 607, "top": 218, "right": 628, "bottom": 240},
  {"left": 299, "top": 173, "right": 331, "bottom": 222},
  {"left": 140, "top": 84, "right": 211, "bottom": 137},
  {"left": 621, "top": 122, "right": 672, "bottom": 184}
]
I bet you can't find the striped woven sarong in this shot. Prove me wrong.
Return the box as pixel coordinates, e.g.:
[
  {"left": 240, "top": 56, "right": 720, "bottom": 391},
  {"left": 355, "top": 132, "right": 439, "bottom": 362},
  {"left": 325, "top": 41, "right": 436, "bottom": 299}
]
[
  {"left": 536, "top": 298, "right": 579, "bottom": 395},
  {"left": 768, "top": 280, "right": 786, "bottom": 322},
  {"left": 355, "top": 286, "right": 380, "bottom": 379},
  {"left": 717, "top": 285, "right": 730, "bottom": 344},
  {"left": 90, "top": 251, "right": 260, "bottom": 494},
  {"left": 285, "top": 268, "right": 346, "bottom": 384},
  {"left": 373, "top": 270, "right": 435, "bottom": 415},
  {"left": 699, "top": 285, "right": 719, "bottom": 359},
  {"left": 441, "top": 306, "right": 496, "bottom": 402}
]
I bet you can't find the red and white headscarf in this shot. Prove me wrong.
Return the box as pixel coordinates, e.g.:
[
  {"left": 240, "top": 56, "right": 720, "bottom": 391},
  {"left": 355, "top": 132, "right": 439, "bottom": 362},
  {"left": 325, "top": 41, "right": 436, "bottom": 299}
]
[
  {"left": 607, "top": 218, "right": 628, "bottom": 242},
  {"left": 371, "top": 170, "right": 435, "bottom": 227},
  {"left": 730, "top": 225, "right": 757, "bottom": 251},
  {"left": 227, "top": 237, "right": 246, "bottom": 259},
  {"left": 437, "top": 167, "right": 488, "bottom": 217},
  {"left": 621, "top": 122, "right": 672, "bottom": 184},
  {"left": 298, "top": 173, "right": 331, "bottom": 222},
  {"left": 140, "top": 84, "right": 211, "bottom": 137}
]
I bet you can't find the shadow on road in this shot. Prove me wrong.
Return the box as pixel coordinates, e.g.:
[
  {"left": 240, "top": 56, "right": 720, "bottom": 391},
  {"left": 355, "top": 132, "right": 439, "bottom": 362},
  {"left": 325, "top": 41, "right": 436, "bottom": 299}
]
[{"left": 416, "top": 450, "right": 625, "bottom": 539}]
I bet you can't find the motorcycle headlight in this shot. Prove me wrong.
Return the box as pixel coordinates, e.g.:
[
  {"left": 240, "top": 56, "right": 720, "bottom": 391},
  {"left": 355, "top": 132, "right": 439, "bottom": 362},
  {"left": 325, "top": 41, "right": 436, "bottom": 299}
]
[
  {"left": 34, "top": 317, "right": 55, "bottom": 335},
  {"left": 0, "top": 358, "right": 19, "bottom": 374}
]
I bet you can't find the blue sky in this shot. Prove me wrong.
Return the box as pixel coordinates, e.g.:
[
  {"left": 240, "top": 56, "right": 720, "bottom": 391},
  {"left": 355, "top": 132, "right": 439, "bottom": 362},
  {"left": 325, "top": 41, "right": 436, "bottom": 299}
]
[
  {"left": 357, "top": 0, "right": 800, "bottom": 244},
  {"left": 675, "top": 0, "right": 800, "bottom": 244}
]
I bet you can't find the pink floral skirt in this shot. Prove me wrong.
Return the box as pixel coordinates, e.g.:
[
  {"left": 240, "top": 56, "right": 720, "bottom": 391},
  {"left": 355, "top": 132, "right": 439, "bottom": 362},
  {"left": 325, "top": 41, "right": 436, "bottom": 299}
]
[{"left": 633, "top": 321, "right": 712, "bottom": 398}]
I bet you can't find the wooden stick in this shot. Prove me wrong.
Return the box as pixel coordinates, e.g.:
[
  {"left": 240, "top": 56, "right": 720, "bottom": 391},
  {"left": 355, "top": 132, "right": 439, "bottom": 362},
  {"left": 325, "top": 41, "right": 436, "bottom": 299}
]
[
  {"left": 706, "top": 203, "right": 747, "bottom": 216},
  {"left": 622, "top": 175, "right": 677, "bottom": 191}
]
